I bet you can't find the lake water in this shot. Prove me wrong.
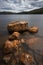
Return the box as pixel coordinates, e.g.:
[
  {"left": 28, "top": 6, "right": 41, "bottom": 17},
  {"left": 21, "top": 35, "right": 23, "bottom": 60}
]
[
  {"left": 0, "top": 14, "right": 43, "bottom": 65},
  {"left": 0, "top": 14, "right": 43, "bottom": 51}
]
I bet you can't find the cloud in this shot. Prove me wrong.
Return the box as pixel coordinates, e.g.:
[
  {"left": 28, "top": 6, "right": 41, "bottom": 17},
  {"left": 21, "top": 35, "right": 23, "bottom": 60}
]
[{"left": 0, "top": 0, "right": 43, "bottom": 12}]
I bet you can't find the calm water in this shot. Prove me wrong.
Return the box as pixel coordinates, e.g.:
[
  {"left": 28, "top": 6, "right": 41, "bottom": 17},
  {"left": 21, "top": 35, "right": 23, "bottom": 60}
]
[
  {"left": 0, "top": 15, "right": 43, "bottom": 51},
  {"left": 0, "top": 15, "right": 43, "bottom": 65}
]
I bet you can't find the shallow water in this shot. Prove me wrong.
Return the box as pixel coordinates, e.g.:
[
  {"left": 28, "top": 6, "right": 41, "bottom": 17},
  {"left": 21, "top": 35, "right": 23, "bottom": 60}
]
[
  {"left": 0, "top": 14, "right": 43, "bottom": 65},
  {"left": 0, "top": 15, "right": 43, "bottom": 50}
]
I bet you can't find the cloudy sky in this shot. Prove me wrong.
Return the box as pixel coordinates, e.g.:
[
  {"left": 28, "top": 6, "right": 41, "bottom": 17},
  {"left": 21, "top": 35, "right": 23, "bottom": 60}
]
[{"left": 0, "top": 0, "right": 43, "bottom": 13}]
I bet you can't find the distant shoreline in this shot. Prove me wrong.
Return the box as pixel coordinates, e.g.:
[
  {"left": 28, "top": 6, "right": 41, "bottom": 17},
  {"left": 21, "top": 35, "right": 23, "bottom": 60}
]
[{"left": 0, "top": 8, "right": 43, "bottom": 14}]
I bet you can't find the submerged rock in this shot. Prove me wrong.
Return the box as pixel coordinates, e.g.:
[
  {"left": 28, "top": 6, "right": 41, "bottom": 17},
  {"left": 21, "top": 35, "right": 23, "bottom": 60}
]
[
  {"left": 4, "top": 40, "right": 13, "bottom": 54},
  {"left": 11, "top": 59, "right": 17, "bottom": 65},
  {"left": 3, "top": 40, "right": 20, "bottom": 54},
  {"left": 3, "top": 54, "right": 12, "bottom": 63},
  {"left": 20, "top": 38, "right": 25, "bottom": 43},
  {"left": 2, "top": 21, "right": 40, "bottom": 65},
  {"left": 9, "top": 32, "right": 21, "bottom": 41},
  {"left": 28, "top": 26, "right": 38, "bottom": 33},
  {"left": 7, "top": 21, "right": 28, "bottom": 34},
  {"left": 20, "top": 53, "right": 36, "bottom": 65},
  {"left": 12, "top": 40, "right": 20, "bottom": 48}
]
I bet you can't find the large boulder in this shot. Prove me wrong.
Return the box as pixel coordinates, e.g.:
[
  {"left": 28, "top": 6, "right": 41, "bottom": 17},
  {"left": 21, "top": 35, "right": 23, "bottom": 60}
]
[{"left": 7, "top": 21, "right": 28, "bottom": 34}]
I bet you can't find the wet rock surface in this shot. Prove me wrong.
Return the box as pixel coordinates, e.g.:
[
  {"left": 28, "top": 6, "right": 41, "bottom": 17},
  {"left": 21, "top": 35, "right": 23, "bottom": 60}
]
[
  {"left": 7, "top": 21, "right": 28, "bottom": 34},
  {"left": 0, "top": 21, "right": 43, "bottom": 65},
  {"left": 20, "top": 52, "right": 36, "bottom": 65},
  {"left": 3, "top": 54, "right": 12, "bottom": 63},
  {"left": 28, "top": 26, "right": 38, "bottom": 33},
  {"left": 8, "top": 32, "right": 21, "bottom": 41}
]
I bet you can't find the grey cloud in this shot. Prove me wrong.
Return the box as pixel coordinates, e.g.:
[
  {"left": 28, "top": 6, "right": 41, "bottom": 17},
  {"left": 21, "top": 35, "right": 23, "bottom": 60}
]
[{"left": 0, "top": 0, "right": 43, "bottom": 12}]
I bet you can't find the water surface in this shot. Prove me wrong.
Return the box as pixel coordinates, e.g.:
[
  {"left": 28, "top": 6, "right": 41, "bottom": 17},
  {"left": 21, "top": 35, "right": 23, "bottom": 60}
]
[
  {"left": 0, "top": 14, "right": 43, "bottom": 65},
  {"left": 0, "top": 14, "right": 43, "bottom": 51}
]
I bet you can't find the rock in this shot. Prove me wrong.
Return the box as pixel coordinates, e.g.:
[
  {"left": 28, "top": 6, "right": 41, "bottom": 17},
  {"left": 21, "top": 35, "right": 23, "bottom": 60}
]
[
  {"left": 23, "top": 31, "right": 29, "bottom": 36},
  {"left": 9, "top": 32, "right": 21, "bottom": 41},
  {"left": 28, "top": 26, "right": 38, "bottom": 33},
  {"left": 7, "top": 21, "right": 28, "bottom": 34},
  {"left": 12, "top": 40, "right": 20, "bottom": 48},
  {"left": 3, "top": 40, "right": 20, "bottom": 54},
  {"left": 3, "top": 21, "right": 40, "bottom": 65},
  {"left": 3, "top": 54, "right": 12, "bottom": 63},
  {"left": 11, "top": 59, "right": 16, "bottom": 65},
  {"left": 3, "top": 40, "right": 13, "bottom": 54},
  {"left": 12, "top": 32, "right": 20, "bottom": 38},
  {"left": 20, "top": 53, "right": 36, "bottom": 65},
  {"left": 20, "top": 38, "right": 25, "bottom": 43}
]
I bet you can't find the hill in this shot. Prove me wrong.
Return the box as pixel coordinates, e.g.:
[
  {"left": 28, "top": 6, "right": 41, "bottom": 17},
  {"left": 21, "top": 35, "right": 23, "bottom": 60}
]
[
  {"left": 0, "top": 8, "right": 43, "bottom": 14},
  {"left": 18, "top": 8, "right": 43, "bottom": 14}
]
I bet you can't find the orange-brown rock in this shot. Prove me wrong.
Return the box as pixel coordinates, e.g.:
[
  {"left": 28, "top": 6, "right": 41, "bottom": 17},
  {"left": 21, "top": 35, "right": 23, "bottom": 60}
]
[
  {"left": 12, "top": 40, "right": 20, "bottom": 48},
  {"left": 7, "top": 21, "right": 28, "bottom": 34},
  {"left": 28, "top": 26, "right": 38, "bottom": 33},
  {"left": 20, "top": 53, "right": 25, "bottom": 62},
  {"left": 20, "top": 53, "right": 36, "bottom": 65},
  {"left": 12, "top": 32, "right": 20, "bottom": 38},
  {"left": 9, "top": 32, "right": 20, "bottom": 41},
  {"left": 4, "top": 40, "right": 20, "bottom": 54},
  {"left": 4, "top": 40, "right": 13, "bottom": 53}
]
